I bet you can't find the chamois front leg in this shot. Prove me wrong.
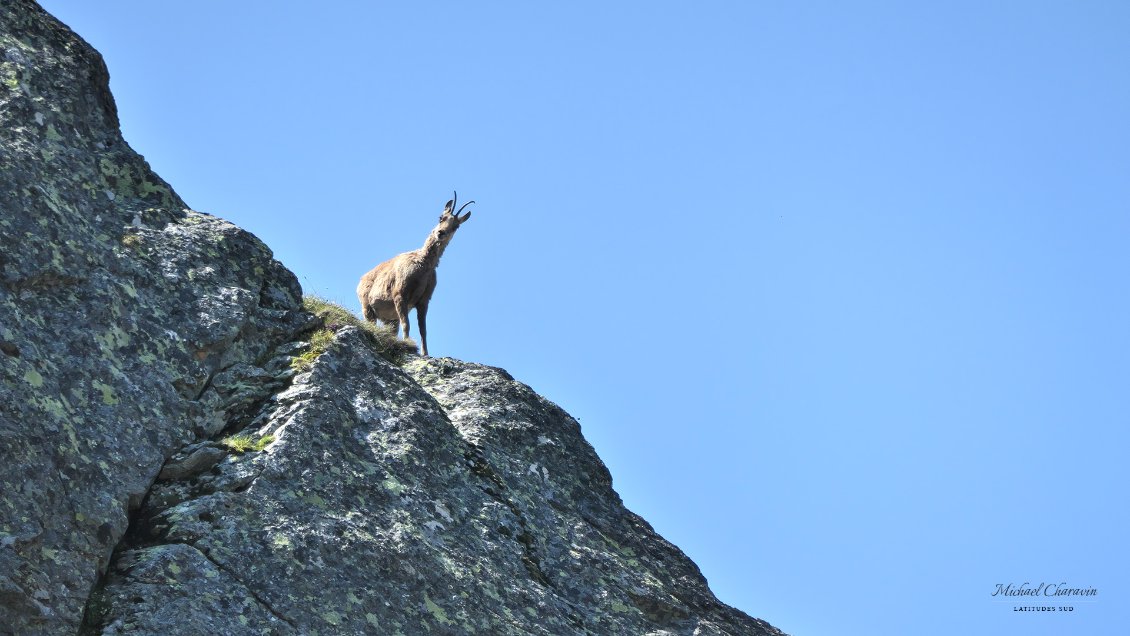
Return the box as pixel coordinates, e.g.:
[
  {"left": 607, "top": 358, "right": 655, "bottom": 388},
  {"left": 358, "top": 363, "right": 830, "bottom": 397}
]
[
  {"left": 417, "top": 301, "right": 429, "bottom": 357},
  {"left": 395, "top": 300, "right": 411, "bottom": 341}
]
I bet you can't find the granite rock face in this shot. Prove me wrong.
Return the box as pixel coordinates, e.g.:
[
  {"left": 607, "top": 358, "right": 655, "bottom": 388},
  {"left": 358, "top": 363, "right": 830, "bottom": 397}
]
[
  {"left": 0, "top": 2, "right": 783, "bottom": 634},
  {"left": 0, "top": 2, "right": 312, "bottom": 632},
  {"left": 80, "top": 330, "right": 782, "bottom": 635}
]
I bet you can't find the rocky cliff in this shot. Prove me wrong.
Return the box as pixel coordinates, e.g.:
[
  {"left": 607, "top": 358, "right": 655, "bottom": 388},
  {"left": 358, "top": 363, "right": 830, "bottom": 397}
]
[{"left": 0, "top": 2, "right": 783, "bottom": 634}]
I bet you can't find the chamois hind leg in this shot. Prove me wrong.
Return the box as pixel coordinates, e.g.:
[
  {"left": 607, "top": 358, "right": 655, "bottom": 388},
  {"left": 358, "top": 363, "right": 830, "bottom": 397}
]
[{"left": 416, "top": 302, "right": 429, "bottom": 357}]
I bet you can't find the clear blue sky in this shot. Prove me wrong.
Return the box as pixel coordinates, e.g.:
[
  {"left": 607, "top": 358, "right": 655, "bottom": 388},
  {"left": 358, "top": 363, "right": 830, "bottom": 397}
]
[{"left": 40, "top": 2, "right": 1129, "bottom": 634}]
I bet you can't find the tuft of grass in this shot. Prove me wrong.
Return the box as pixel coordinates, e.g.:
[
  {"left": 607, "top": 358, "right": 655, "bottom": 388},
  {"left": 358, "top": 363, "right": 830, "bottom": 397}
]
[
  {"left": 296, "top": 295, "right": 417, "bottom": 367},
  {"left": 289, "top": 328, "right": 335, "bottom": 373},
  {"left": 222, "top": 433, "right": 274, "bottom": 453},
  {"left": 120, "top": 233, "right": 142, "bottom": 249}
]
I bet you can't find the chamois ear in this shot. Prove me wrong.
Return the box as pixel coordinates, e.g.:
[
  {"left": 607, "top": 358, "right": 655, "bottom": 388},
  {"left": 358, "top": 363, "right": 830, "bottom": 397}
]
[{"left": 454, "top": 199, "right": 474, "bottom": 224}]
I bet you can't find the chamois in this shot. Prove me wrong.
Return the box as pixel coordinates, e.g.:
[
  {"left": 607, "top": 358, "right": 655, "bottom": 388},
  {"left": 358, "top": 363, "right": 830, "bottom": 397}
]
[{"left": 356, "top": 192, "right": 473, "bottom": 357}]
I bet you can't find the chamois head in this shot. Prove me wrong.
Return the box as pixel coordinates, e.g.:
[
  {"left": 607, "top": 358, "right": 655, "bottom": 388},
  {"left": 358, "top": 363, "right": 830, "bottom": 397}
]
[{"left": 431, "top": 191, "right": 473, "bottom": 248}]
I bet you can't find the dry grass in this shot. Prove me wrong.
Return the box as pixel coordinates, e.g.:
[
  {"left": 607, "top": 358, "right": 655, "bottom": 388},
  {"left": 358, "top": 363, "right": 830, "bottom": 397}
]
[
  {"left": 222, "top": 433, "right": 274, "bottom": 453},
  {"left": 294, "top": 295, "right": 417, "bottom": 370}
]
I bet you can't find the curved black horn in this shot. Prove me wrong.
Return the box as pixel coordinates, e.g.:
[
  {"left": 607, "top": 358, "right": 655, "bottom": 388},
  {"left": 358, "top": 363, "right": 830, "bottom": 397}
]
[{"left": 456, "top": 200, "right": 475, "bottom": 216}]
